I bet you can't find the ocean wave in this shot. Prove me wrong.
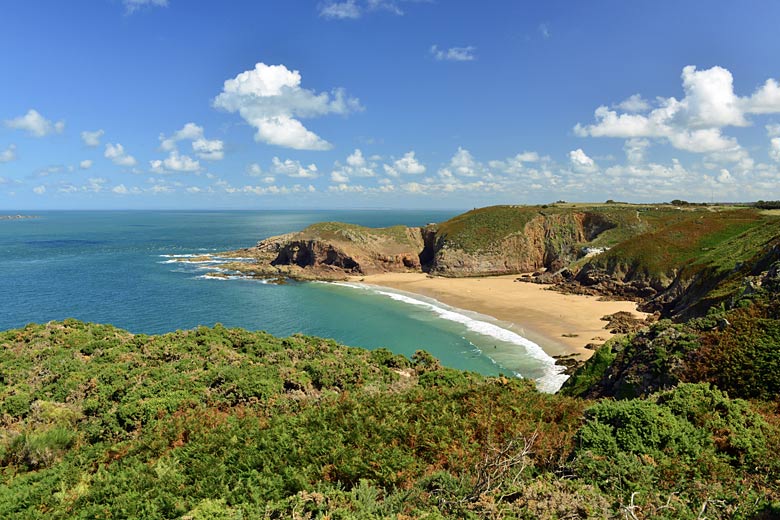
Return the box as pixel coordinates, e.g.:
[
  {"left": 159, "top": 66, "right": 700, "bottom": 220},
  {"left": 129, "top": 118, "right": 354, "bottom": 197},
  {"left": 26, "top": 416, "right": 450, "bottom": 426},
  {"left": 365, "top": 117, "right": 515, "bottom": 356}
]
[
  {"left": 330, "top": 282, "right": 568, "bottom": 393},
  {"left": 196, "top": 274, "right": 243, "bottom": 281},
  {"left": 158, "top": 259, "right": 228, "bottom": 265}
]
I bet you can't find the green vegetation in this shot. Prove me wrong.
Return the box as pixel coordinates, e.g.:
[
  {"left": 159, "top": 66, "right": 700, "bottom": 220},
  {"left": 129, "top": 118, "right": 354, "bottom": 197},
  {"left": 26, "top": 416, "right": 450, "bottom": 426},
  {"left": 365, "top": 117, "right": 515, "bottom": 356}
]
[
  {"left": 5, "top": 203, "right": 780, "bottom": 517},
  {"left": 434, "top": 205, "right": 545, "bottom": 253},
  {"left": 302, "top": 222, "right": 417, "bottom": 249},
  {"left": 1, "top": 320, "right": 779, "bottom": 518}
]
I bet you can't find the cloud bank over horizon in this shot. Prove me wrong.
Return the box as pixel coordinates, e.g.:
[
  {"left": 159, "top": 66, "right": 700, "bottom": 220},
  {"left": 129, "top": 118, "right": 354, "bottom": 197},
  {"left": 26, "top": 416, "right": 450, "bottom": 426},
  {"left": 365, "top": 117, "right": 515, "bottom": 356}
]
[{"left": 2, "top": 2, "right": 780, "bottom": 209}]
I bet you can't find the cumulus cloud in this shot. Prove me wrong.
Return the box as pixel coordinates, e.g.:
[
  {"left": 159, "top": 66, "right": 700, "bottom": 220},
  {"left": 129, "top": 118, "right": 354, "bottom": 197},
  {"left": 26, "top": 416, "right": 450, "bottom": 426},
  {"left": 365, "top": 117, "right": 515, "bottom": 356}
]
[
  {"left": 33, "top": 185, "right": 46, "bottom": 195},
  {"left": 569, "top": 148, "right": 598, "bottom": 174},
  {"left": 271, "top": 157, "right": 319, "bottom": 179},
  {"left": 771, "top": 138, "right": 780, "bottom": 162},
  {"left": 213, "top": 63, "right": 361, "bottom": 150},
  {"left": 576, "top": 65, "right": 780, "bottom": 158},
  {"left": 0, "top": 144, "right": 16, "bottom": 163},
  {"left": 488, "top": 152, "right": 540, "bottom": 175},
  {"left": 246, "top": 163, "right": 263, "bottom": 177},
  {"left": 80, "top": 159, "right": 93, "bottom": 170},
  {"left": 383, "top": 151, "right": 426, "bottom": 176},
  {"left": 615, "top": 94, "right": 651, "bottom": 113},
  {"left": 81, "top": 129, "right": 104, "bottom": 147},
  {"left": 430, "top": 45, "right": 476, "bottom": 62},
  {"left": 150, "top": 151, "right": 200, "bottom": 173},
  {"left": 331, "top": 170, "right": 350, "bottom": 183},
  {"left": 439, "top": 147, "right": 488, "bottom": 178},
  {"left": 123, "top": 0, "right": 168, "bottom": 13},
  {"left": 160, "top": 123, "right": 223, "bottom": 160},
  {"left": 104, "top": 143, "right": 137, "bottom": 167},
  {"left": 330, "top": 149, "right": 378, "bottom": 181},
  {"left": 319, "top": 0, "right": 417, "bottom": 19},
  {"left": 5, "top": 109, "right": 64, "bottom": 137}
]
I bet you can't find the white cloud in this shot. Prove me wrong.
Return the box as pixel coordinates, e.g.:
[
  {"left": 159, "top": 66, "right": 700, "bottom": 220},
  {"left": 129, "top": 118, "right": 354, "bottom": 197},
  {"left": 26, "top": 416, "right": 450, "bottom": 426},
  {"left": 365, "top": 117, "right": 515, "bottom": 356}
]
[
  {"left": 123, "top": 0, "right": 168, "bottom": 13},
  {"left": 104, "top": 143, "right": 137, "bottom": 167},
  {"left": 330, "top": 148, "right": 378, "bottom": 181},
  {"left": 346, "top": 148, "right": 366, "bottom": 167},
  {"left": 271, "top": 157, "right": 319, "bottom": 178},
  {"left": 160, "top": 123, "right": 224, "bottom": 160},
  {"left": 192, "top": 138, "right": 224, "bottom": 160},
  {"left": 213, "top": 62, "right": 361, "bottom": 150},
  {"left": 81, "top": 129, "right": 104, "bottom": 147},
  {"left": 319, "top": 0, "right": 414, "bottom": 19},
  {"left": 717, "top": 168, "right": 736, "bottom": 184},
  {"left": 79, "top": 159, "right": 93, "bottom": 170},
  {"left": 569, "top": 148, "right": 598, "bottom": 174},
  {"left": 616, "top": 94, "right": 650, "bottom": 113},
  {"left": 385, "top": 151, "right": 426, "bottom": 176},
  {"left": 771, "top": 138, "right": 780, "bottom": 162},
  {"left": 247, "top": 163, "right": 263, "bottom": 176},
  {"left": 439, "top": 147, "right": 487, "bottom": 178},
  {"left": 488, "top": 152, "right": 540, "bottom": 175},
  {"left": 113, "top": 184, "right": 128, "bottom": 194},
  {"left": 624, "top": 138, "right": 650, "bottom": 164},
  {"left": 576, "top": 65, "right": 780, "bottom": 157},
  {"left": 746, "top": 79, "right": 780, "bottom": 114},
  {"left": 538, "top": 23, "right": 550, "bottom": 39},
  {"left": 33, "top": 185, "right": 46, "bottom": 194},
  {"left": 150, "top": 151, "right": 200, "bottom": 173},
  {"left": 5, "top": 109, "right": 64, "bottom": 137},
  {"left": 320, "top": 0, "right": 361, "bottom": 18},
  {"left": 84, "top": 177, "right": 108, "bottom": 193},
  {"left": 767, "top": 124, "right": 780, "bottom": 137},
  {"left": 331, "top": 170, "right": 350, "bottom": 183},
  {"left": 430, "top": 45, "right": 476, "bottom": 62},
  {"left": 0, "top": 144, "right": 16, "bottom": 163}
]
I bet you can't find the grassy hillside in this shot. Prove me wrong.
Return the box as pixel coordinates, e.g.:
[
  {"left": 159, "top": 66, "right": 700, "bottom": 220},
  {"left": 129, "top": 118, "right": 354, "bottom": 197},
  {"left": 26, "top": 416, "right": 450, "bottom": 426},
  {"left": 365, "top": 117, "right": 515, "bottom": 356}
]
[{"left": 1, "top": 320, "right": 779, "bottom": 518}]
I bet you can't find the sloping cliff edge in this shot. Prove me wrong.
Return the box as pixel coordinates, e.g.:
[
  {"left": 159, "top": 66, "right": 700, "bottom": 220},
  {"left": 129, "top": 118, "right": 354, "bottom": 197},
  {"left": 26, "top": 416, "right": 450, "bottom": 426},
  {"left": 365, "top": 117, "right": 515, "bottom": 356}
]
[{"left": 220, "top": 203, "right": 780, "bottom": 323}]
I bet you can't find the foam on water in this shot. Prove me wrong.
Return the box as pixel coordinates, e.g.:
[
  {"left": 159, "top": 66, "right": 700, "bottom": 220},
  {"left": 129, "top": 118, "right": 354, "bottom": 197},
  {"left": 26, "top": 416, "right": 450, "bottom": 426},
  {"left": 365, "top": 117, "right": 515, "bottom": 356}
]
[{"left": 331, "top": 282, "right": 568, "bottom": 393}]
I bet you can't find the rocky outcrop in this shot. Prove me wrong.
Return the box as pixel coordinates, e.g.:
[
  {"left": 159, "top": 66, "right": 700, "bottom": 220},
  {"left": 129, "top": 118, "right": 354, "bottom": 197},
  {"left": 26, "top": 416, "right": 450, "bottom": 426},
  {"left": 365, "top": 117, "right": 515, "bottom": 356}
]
[{"left": 232, "top": 224, "right": 427, "bottom": 278}]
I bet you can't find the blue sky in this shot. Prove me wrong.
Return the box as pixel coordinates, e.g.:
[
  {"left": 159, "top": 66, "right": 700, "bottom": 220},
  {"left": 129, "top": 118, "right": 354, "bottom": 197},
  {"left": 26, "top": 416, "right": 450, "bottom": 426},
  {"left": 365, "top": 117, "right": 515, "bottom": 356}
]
[{"left": 1, "top": 0, "right": 780, "bottom": 209}]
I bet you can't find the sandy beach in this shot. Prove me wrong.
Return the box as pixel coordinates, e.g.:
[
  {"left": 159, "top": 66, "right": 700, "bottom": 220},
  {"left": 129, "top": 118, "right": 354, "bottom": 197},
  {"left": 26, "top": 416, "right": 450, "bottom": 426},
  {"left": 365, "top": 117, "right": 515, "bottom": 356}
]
[{"left": 348, "top": 272, "right": 648, "bottom": 360}]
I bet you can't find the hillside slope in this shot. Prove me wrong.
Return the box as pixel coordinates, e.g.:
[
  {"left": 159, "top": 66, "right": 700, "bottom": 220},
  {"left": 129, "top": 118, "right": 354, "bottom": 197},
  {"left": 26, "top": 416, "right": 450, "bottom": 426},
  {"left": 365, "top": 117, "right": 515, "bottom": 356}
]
[{"left": 1, "top": 320, "right": 778, "bottom": 518}]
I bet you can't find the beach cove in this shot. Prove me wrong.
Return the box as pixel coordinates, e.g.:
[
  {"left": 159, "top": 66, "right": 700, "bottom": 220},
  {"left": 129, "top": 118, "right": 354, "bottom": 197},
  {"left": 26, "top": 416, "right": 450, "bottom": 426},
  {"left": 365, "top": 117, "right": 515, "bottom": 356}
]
[{"left": 347, "top": 272, "right": 648, "bottom": 360}]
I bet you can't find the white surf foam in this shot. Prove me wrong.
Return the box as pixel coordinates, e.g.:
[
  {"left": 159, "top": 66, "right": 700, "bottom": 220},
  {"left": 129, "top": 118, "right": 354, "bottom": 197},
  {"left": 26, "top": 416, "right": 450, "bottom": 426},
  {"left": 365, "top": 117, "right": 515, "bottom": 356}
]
[
  {"left": 330, "top": 282, "right": 568, "bottom": 393},
  {"left": 196, "top": 274, "right": 243, "bottom": 281}
]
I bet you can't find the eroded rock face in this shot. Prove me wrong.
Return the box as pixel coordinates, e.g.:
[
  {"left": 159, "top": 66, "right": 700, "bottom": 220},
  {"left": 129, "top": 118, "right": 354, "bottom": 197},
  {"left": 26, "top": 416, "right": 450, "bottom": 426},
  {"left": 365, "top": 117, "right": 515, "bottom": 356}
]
[
  {"left": 428, "top": 212, "right": 615, "bottom": 277},
  {"left": 272, "top": 240, "right": 360, "bottom": 272}
]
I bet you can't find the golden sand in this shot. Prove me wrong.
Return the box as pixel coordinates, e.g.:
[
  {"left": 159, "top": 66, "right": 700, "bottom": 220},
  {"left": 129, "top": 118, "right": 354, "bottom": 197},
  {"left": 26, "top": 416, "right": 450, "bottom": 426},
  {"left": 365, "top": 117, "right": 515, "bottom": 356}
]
[{"left": 348, "top": 273, "right": 648, "bottom": 360}]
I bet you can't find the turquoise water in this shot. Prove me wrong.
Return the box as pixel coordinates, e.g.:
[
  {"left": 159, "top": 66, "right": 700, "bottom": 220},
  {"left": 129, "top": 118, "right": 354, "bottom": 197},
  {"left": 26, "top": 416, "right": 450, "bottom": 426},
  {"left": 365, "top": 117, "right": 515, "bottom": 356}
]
[{"left": 0, "top": 211, "right": 565, "bottom": 391}]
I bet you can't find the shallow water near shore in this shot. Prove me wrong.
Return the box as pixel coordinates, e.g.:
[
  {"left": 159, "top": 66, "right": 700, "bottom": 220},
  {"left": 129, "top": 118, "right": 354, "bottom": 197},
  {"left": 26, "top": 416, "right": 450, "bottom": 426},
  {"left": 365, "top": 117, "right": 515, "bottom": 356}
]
[{"left": 0, "top": 210, "right": 566, "bottom": 391}]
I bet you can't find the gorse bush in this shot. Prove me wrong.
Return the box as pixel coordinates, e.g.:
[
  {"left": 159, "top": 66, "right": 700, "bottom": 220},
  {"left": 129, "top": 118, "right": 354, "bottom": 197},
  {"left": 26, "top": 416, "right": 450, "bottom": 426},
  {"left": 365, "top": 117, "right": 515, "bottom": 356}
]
[{"left": 0, "top": 320, "right": 778, "bottom": 518}]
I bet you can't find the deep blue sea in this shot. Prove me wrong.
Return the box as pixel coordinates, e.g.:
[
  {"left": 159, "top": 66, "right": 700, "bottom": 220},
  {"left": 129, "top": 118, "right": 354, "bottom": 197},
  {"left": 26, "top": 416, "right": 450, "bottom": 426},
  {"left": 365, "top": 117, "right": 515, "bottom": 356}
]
[{"left": 0, "top": 211, "right": 565, "bottom": 391}]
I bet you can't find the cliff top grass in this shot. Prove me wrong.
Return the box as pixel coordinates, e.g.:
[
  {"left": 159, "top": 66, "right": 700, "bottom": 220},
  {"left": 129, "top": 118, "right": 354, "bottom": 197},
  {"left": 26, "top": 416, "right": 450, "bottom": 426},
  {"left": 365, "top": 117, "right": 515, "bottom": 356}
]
[
  {"left": 293, "top": 221, "right": 420, "bottom": 252},
  {"left": 432, "top": 203, "right": 720, "bottom": 254},
  {"left": 588, "top": 208, "right": 780, "bottom": 284}
]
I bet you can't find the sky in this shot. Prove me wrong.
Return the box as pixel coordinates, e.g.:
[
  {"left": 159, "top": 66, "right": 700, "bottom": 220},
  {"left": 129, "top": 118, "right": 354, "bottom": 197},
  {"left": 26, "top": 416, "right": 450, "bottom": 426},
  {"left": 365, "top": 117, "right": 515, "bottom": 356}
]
[{"left": 1, "top": 1, "right": 780, "bottom": 210}]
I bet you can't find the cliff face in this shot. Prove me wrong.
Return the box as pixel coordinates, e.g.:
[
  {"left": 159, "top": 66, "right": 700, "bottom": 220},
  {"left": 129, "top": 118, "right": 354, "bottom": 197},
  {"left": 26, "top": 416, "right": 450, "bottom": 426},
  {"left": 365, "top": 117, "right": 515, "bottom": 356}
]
[
  {"left": 245, "top": 223, "right": 426, "bottom": 277},
  {"left": 248, "top": 209, "right": 620, "bottom": 279},
  {"left": 428, "top": 211, "right": 614, "bottom": 276}
]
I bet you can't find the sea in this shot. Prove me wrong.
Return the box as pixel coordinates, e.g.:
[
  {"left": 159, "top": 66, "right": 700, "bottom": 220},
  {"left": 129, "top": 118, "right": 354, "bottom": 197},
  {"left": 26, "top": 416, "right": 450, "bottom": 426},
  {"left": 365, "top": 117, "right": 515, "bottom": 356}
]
[{"left": 0, "top": 211, "right": 566, "bottom": 392}]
